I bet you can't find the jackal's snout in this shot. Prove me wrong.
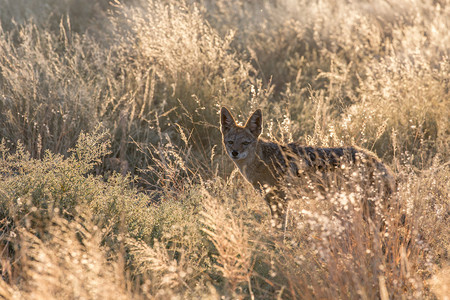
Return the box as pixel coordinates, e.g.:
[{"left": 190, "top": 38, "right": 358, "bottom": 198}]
[{"left": 229, "top": 149, "right": 248, "bottom": 160}]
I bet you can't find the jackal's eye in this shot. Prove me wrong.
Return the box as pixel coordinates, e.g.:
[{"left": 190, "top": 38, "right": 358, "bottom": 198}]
[
  {"left": 242, "top": 141, "right": 250, "bottom": 145},
  {"left": 227, "top": 141, "right": 234, "bottom": 145}
]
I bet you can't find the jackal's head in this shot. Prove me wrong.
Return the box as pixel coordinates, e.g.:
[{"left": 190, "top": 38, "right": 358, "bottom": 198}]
[{"left": 220, "top": 107, "right": 262, "bottom": 161}]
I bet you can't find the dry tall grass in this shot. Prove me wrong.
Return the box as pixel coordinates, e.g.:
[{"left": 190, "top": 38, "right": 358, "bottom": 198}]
[{"left": 0, "top": 0, "right": 448, "bottom": 299}]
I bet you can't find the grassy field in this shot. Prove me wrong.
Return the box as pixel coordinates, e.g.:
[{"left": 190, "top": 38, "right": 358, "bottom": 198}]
[{"left": 0, "top": 0, "right": 448, "bottom": 298}]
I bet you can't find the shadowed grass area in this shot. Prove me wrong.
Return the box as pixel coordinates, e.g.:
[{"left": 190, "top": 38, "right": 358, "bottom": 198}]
[{"left": 0, "top": 0, "right": 448, "bottom": 298}]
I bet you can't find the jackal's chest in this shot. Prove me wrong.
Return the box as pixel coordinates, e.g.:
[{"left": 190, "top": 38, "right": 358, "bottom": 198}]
[{"left": 236, "top": 160, "right": 279, "bottom": 190}]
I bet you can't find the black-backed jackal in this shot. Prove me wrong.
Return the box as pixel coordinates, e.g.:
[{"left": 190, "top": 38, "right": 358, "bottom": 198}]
[{"left": 220, "top": 107, "right": 395, "bottom": 229}]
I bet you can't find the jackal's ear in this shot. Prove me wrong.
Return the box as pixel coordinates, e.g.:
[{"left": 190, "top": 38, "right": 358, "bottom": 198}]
[
  {"left": 220, "top": 107, "right": 236, "bottom": 134},
  {"left": 245, "top": 109, "right": 262, "bottom": 137}
]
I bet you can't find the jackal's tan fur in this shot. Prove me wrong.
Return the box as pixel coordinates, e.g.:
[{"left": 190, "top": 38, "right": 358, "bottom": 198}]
[{"left": 220, "top": 107, "right": 395, "bottom": 228}]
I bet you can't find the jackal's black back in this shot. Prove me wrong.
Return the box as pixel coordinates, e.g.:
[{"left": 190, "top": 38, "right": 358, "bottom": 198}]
[
  {"left": 286, "top": 145, "right": 359, "bottom": 169},
  {"left": 283, "top": 143, "right": 395, "bottom": 196}
]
